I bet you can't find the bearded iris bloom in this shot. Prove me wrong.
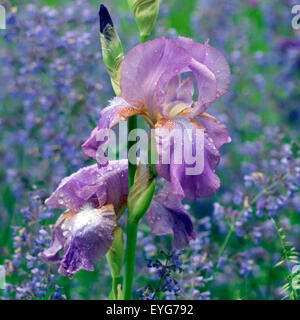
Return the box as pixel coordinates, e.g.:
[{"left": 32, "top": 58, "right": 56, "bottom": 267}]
[
  {"left": 82, "top": 37, "right": 231, "bottom": 200},
  {"left": 42, "top": 160, "right": 128, "bottom": 278}
]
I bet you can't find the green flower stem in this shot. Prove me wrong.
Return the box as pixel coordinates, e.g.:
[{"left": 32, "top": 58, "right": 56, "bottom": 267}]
[
  {"left": 122, "top": 33, "right": 150, "bottom": 300},
  {"left": 128, "top": 115, "right": 138, "bottom": 188},
  {"left": 140, "top": 34, "right": 149, "bottom": 43},
  {"left": 123, "top": 221, "right": 138, "bottom": 299}
]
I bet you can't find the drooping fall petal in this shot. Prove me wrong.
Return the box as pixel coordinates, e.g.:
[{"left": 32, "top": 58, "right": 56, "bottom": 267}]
[
  {"left": 195, "top": 113, "right": 231, "bottom": 149},
  {"left": 82, "top": 97, "right": 143, "bottom": 160},
  {"left": 146, "top": 184, "right": 195, "bottom": 249},
  {"left": 155, "top": 117, "right": 222, "bottom": 200},
  {"left": 42, "top": 205, "right": 116, "bottom": 278}
]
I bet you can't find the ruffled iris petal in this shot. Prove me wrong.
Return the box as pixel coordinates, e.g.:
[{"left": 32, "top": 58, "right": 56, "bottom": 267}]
[{"left": 120, "top": 37, "right": 230, "bottom": 121}]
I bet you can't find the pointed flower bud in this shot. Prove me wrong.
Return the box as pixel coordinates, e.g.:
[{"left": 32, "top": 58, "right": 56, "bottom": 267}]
[
  {"left": 99, "top": 4, "right": 113, "bottom": 34},
  {"left": 128, "top": 0, "right": 159, "bottom": 40},
  {"left": 99, "top": 4, "right": 124, "bottom": 95}
]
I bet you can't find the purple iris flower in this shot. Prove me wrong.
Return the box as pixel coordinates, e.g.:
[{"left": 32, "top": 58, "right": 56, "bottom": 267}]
[
  {"left": 42, "top": 160, "right": 128, "bottom": 278},
  {"left": 43, "top": 158, "right": 197, "bottom": 277},
  {"left": 82, "top": 37, "right": 231, "bottom": 200}
]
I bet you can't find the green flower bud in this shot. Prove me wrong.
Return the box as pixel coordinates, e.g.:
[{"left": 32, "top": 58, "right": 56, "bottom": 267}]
[
  {"left": 99, "top": 4, "right": 124, "bottom": 95},
  {"left": 128, "top": 0, "right": 159, "bottom": 40},
  {"left": 128, "top": 163, "right": 156, "bottom": 224}
]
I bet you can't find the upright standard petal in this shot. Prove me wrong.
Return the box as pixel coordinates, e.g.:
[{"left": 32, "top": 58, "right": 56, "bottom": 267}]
[
  {"left": 146, "top": 184, "right": 195, "bottom": 249},
  {"left": 45, "top": 159, "right": 128, "bottom": 213},
  {"left": 120, "top": 37, "right": 230, "bottom": 121},
  {"left": 42, "top": 204, "right": 117, "bottom": 278},
  {"left": 120, "top": 37, "right": 191, "bottom": 122},
  {"left": 176, "top": 37, "right": 230, "bottom": 108}
]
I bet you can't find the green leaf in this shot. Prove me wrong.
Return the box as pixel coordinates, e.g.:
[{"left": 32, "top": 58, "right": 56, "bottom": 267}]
[
  {"left": 290, "top": 260, "right": 299, "bottom": 264},
  {"left": 3, "top": 185, "right": 15, "bottom": 215},
  {"left": 274, "top": 260, "right": 284, "bottom": 268},
  {"left": 106, "top": 224, "right": 125, "bottom": 279}
]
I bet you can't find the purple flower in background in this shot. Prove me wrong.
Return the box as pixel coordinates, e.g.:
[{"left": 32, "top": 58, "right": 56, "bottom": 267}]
[
  {"left": 83, "top": 37, "right": 231, "bottom": 200},
  {"left": 42, "top": 160, "right": 128, "bottom": 278},
  {"left": 279, "top": 36, "right": 300, "bottom": 51}
]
